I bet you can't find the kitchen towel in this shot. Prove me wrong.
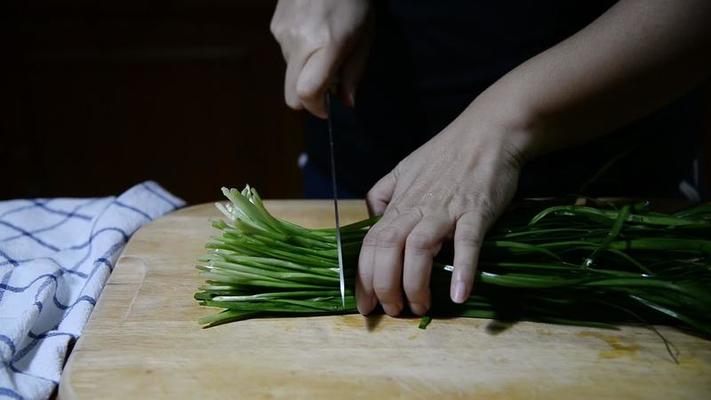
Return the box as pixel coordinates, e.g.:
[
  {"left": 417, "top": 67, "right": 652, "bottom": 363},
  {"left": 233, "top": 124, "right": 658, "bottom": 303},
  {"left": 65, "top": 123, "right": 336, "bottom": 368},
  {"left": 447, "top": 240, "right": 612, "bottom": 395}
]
[{"left": 0, "top": 181, "right": 184, "bottom": 400}]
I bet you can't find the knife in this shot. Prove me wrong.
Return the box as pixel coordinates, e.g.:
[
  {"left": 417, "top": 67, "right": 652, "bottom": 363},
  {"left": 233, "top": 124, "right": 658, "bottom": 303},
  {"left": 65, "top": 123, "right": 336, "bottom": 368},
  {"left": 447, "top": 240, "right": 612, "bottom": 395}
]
[{"left": 325, "top": 89, "right": 346, "bottom": 309}]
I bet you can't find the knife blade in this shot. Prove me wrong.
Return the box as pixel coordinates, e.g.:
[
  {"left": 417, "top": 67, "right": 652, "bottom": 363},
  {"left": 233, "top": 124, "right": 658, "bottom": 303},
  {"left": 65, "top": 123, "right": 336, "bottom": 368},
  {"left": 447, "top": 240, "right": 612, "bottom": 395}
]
[{"left": 325, "top": 90, "right": 346, "bottom": 309}]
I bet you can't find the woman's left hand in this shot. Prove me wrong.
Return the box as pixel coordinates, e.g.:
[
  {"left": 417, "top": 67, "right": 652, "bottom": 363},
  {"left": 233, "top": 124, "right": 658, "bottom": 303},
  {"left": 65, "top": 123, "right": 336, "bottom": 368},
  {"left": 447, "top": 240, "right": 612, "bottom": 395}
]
[
  {"left": 355, "top": 107, "right": 533, "bottom": 317},
  {"left": 355, "top": 0, "right": 711, "bottom": 318}
]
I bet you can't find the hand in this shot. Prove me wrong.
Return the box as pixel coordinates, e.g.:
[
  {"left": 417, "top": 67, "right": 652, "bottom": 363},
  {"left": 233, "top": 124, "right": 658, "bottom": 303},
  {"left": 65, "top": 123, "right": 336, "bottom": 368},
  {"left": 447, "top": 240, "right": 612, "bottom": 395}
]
[
  {"left": 270, "top": 0, "right": 373, "bottom": 118},
  {"left": 357, "top": 0, "right": 711, "bottom": 317},
  {"left": 355, "top": 107, "right": 533, "bottom": 317}
]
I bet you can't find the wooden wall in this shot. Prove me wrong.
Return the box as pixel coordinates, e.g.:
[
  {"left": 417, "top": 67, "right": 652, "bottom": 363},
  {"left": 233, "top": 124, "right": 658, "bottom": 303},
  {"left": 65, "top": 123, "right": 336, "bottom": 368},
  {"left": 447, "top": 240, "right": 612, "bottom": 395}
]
[{"left": 1, "top": 0, "right": 303, "bottom": 204}]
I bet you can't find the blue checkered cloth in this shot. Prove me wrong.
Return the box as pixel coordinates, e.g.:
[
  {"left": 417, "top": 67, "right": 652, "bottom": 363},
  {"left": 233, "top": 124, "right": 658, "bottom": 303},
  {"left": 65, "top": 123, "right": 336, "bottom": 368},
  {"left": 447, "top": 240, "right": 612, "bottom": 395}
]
[{"left": 0, "top": 181, "right": 184, "bottom": 400}]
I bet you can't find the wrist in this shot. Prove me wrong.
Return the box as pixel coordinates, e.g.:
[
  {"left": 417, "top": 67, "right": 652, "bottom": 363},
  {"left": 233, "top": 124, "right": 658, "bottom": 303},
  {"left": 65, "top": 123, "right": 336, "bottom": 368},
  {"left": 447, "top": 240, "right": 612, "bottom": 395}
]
[{"left": 454, "top": 96, "right": 543, "bottom": 168}]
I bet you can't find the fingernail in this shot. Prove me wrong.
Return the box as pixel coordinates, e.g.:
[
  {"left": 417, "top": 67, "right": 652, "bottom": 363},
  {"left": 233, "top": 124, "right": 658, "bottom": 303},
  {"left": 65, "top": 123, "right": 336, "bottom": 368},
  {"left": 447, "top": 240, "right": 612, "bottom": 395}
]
[
  {"left": 349, "top": 92, "right": 356, "bottom": 107},
  {"left": 409, "top": 303, "right": 429, "bottom": 316},
  {"left": 453, "top": 281, "right": 467, "bottom": 303},
  {"left": 382, "top": 302, "right": 402, "bottom": 316}
]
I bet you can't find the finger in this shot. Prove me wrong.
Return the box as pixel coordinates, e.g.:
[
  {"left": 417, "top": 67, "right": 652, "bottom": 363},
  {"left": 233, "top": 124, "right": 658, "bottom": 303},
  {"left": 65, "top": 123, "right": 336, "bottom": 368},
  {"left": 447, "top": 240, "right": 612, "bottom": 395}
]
[
  {"left": 339, "top": 12, "right": 372, "bottom": 107},
  {"left": 366, "top": 172, "right": 396, "bottom": 217},
  {"left": 372, "top": 210, "right": 422, "bottom": 316},
  {"left": 296, "top": 46, "right": 340, "bottom": 119},
  {"left": 339, "top": 31, "right": 370, "bottom": 107},
  {"left": 356, "top": 228, "right": 378, "bottom": 315},
  {"left": 284, "top": 50, "right": 307, "bottom": 110},
  {"left": 403, "top": 214, "right": 451, "bottom": 315},
  {"left": 450, "top": 211, "right": 487, "bottom": 304},
  {"left": 356, "top": 211, "right": 400, "bottom": 315}
]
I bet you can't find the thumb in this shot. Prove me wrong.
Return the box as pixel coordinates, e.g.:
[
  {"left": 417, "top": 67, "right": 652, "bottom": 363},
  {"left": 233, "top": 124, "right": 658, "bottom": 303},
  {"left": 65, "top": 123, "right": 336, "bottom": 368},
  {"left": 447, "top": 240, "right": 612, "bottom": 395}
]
[
  {"left": 366, "top": 171, "right": 397, "bottom": 217},
  {"left": 339, "top": 27, "right": 371, "bottom": 107}
]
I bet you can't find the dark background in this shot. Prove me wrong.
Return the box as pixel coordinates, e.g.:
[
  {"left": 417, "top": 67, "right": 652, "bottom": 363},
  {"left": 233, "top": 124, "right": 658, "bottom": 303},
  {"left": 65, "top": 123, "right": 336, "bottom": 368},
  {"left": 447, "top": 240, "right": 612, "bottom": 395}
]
[
  {"left": 1, "top": 1, "right": 710, "bottom": 204},
  {"left": 1, "top": 0, "right": 303, "bottom": 204}
]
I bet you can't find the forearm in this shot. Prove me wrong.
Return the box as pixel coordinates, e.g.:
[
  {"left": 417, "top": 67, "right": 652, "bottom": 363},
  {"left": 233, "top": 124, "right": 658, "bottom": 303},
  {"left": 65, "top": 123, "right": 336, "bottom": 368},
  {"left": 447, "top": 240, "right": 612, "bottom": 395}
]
[{"left": 472, "top": 0, "right": 711, "bottom": 159}]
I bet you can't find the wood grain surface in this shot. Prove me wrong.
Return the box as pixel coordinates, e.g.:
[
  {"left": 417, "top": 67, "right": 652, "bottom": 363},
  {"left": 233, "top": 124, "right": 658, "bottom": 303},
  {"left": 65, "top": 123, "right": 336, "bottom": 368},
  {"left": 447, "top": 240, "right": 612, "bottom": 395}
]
[{"left": 59, "top": 201, "right": 711, "bottom": 399}]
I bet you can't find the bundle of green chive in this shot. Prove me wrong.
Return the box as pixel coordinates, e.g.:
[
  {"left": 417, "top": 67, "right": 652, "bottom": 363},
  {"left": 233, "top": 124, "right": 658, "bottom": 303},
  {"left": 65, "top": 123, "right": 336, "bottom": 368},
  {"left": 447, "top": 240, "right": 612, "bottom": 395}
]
[{"left": 194, "top": 186, "right": 711, "bottom": 338}]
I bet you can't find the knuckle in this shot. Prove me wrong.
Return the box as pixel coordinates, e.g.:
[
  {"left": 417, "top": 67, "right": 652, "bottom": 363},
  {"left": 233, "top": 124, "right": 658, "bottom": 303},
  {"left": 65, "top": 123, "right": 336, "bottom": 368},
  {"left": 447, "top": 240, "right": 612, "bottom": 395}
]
[
  {"left": 481, "top": 208, "right": 498, "bottom": 224},
  {"left": 291, "top": 27, "right": 311, "bottom": 43},
  {"left": 391, "top": 163, "right": 404, "bottom": 181},
  {"left": 403, "top": 282, "right": 429, "bottom": 302},
  {"left": 308, "top": 28, "right": 335, "bottom": 48},
  {"left": 471, "top": 194, "right": 492, "bottom": 211},
  {"left": 479, "top": 197, "right": 493, "bottom": 210},
  {"left": 295, "top": 82, "right": 318, "bottom": 101},
  {"left": 273, "top": 26, "right": 301, "bottom": 43},
  {"left": 365, "top": 189, "right": 379, "bottom": 204},
  {"left": 376, "top": 227, "right": 406, "bottom": 248},
  {"left": 406, "top": 231, "right": 435, "bottom": 252},
  {"left": 477, "top": 199, "right": 499, "bottom": 222},
  {"left": 455, "top": 230, "right": 484, "bottom": 248},
  {"left": 356, "top": 267, "right": 372, "bottom": 283},
  {"left": 362, "top": 231, "right": 379, "bottom": 247},
  {"left": 269, "top": 21, "right": 280, "bottom": 38},
  {"left": 452, "top": 192, "right": 497, "bottom": 222},
  {"left": 372, "top": 283, "right": 400, "bottom": 302},
  {"left": 503, "top": 146, "right": 526, "bottom": 170}
]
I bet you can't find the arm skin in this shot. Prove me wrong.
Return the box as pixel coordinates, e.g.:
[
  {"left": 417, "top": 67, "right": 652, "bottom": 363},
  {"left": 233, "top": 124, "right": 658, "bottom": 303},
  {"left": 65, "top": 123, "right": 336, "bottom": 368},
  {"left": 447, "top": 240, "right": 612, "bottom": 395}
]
[
  {"left": 485, "top": 0, "right": 711, "bottom": 158},
  {"left": 356, "top": 0, "right": 711, "bottom": 316}
]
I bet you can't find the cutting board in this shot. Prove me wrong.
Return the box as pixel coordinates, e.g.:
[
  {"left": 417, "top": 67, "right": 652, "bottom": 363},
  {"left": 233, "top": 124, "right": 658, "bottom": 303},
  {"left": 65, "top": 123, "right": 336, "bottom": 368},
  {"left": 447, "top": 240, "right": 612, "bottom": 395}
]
[{"left": 59, "top": 201, "right": 711, "bottom": 399}]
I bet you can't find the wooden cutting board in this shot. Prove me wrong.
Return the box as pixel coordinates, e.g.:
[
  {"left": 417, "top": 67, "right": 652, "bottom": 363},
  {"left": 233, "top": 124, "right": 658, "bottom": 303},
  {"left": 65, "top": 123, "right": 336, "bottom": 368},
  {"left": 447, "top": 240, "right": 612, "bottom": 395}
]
[{"left": 59, "top": 201, "right": 711, "bottom": 399}]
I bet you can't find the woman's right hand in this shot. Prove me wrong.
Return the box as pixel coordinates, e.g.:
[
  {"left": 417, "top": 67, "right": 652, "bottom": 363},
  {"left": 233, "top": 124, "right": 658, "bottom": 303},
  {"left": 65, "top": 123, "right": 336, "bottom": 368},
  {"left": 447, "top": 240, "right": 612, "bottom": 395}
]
[{"left": 270, "top": 0, "right": 373, "bottom": 118}]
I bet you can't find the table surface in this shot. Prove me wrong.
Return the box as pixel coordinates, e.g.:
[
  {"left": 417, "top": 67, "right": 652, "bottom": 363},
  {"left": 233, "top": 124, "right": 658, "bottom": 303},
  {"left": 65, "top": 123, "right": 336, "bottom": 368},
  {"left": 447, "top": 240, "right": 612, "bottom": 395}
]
[{"left": 59, "top": 200, "right": 711, "bottom": 399}]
